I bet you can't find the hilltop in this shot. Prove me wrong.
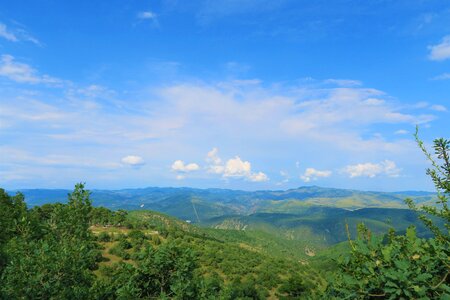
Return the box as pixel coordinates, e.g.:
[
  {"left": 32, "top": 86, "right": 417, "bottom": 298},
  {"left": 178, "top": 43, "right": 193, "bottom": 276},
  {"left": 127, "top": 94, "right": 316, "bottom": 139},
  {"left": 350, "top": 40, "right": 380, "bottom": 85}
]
[{"left": 12, "top": 185, "right": 436, "bottom": 217}]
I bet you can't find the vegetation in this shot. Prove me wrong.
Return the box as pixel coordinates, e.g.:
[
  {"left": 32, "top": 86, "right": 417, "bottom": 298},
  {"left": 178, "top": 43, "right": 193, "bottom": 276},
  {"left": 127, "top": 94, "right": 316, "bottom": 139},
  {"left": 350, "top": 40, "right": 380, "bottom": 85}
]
[
  {"left": 0, "top": 131, "right": 448, "bottom": 299},
  {"left": 0, "top": 184, "right": 321, "bottom": 299},
  {"left": 325, "top": 131, "right": 450, "bottom": 299}
]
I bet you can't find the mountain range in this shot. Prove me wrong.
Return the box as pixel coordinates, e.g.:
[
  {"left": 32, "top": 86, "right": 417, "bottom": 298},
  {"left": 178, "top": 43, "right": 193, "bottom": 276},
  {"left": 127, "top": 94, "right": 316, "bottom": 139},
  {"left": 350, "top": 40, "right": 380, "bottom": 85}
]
[{"left": 7, "top": 185, "right": 439, "bottom": 252}]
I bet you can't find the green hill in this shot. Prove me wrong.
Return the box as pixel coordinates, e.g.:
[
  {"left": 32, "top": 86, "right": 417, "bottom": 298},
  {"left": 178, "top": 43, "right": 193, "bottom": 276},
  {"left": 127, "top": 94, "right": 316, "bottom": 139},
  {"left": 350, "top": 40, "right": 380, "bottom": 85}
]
[{"left": 12, "top": 186, "right": 436, "bottom": 219}]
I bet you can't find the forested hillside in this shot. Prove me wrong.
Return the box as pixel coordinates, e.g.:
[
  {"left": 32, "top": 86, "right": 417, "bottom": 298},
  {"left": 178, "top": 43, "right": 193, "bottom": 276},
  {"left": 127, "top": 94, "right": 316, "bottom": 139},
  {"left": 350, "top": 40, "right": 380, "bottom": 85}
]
[
  {"left": 1, "top": 135, "right": 448, "bottom": 299},
  {"left": 0, "top": 185, "right": 326, "bottom": 299},
  {"left": 14, "top": 185, "right": 436, "bottom": 213}
]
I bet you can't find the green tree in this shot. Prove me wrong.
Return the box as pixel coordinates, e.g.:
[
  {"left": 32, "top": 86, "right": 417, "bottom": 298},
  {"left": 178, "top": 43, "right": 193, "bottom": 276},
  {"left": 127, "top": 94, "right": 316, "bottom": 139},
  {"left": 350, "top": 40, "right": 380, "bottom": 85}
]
[
  {"left": 325, "top": 131, "right": 450, "bottom": 299},
  {"left": 0, "top": 189, "right": 28, "bottom": 279},
  {"left": 0, "top": 183, "right": 101, "bottom": 299},
  {"left": 405, "top": 129, "right": 450, "bottom": 243}
]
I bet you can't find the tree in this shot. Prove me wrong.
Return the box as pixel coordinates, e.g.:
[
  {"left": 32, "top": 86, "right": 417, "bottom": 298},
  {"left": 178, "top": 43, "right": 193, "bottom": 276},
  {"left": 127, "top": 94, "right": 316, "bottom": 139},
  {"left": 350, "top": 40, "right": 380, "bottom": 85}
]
[
  {"left": 325, "top": 131, "right": 450, "bottom": 299},
  {"left": 0, "top": 189, "right": 28, "bottom": 279},
  {"left": 0, "top": 183, "right": 101, "bottom": 299},
  {"left": 405, "top": 129, "right": 450, "bottom": 243}
]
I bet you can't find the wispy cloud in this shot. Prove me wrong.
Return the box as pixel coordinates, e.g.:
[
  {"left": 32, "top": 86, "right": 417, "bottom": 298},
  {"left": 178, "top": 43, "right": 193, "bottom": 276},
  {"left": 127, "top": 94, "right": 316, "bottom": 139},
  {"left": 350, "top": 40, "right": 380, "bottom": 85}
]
[
  {"left": 0, "top": 77, "right": 436, "bottom": 187},
  {"left": 0, "top": 22, "right": 40, "bottom": 45},
  {"left": 428, "top": 35, "right": 450, "bottom": 61},
  {"left": 136, "top": 11, "right": 159, "bottom": 27},
  {"left": 0, "top": 55, "right": 63, "bottom": 85},
  {"left": 196, "top": 0, "right": 286, "bottom": 20},
  {"left": 137, "top": 11, "right": 157, "bottom": 20},
  {"left": 324, "top": 79, "right": 362, "bottom": 87},
  {"left": 430, "top": 104, "right": 447, "bottom": 112},
  {"left": 394, "top": 129, "right": 409, "bottom": 135},
  {"left": 431, "top": 73, "right": 450, "bottom": 80},
  {"left": 0, "top": 23, "right": 18, "bottom": 41}
]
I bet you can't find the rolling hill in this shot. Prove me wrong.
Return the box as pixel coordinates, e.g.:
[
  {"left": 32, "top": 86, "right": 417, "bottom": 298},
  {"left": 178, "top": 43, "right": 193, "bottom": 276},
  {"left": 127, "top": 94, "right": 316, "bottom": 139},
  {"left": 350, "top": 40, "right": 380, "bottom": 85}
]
[
  {"left": 11, "top": 185, "right": 435, "bottom": 216},
  {"left": 8, "top": 185, "right": 438, "bottom": 256}
]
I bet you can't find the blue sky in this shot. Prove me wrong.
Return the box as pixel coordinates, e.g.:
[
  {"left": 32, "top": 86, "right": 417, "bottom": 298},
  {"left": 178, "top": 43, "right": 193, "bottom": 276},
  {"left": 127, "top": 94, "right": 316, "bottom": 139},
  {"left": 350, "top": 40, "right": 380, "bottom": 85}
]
[{"left": 1, "top": 0, "right": 449, "bottom": 191}]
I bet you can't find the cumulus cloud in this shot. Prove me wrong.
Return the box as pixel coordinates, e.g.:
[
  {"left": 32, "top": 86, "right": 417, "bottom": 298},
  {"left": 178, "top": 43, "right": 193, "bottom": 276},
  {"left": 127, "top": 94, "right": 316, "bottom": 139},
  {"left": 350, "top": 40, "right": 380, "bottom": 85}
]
[
  {"left": 0, "top": 55, "right": 63, "bottom": 85},
  {"left": 223, "top": 156, "right": 251, "bottom": 177},
  {"left": 121, "top": 155, "right": 145, "bottom": 166},
  {"left": 1, "top": 77, "right": 435, "bottom": 187},
  {"left": 171, "top": 160, "right": 200, "bottom": 172},
  {"left": 249, "top": 172, "right": 269, "bottom": 182},
  {"left": 205, "top": 148, "right": 268, "bottom": 182},
  {"left": 300, "top": 168, "right": 332, "bottom": 182},
  {"left": 343, "top": 160, "right": 400, "bottom": 178},
  {"left": 428, "top": 35, "right": 450, "bottom": 61}
]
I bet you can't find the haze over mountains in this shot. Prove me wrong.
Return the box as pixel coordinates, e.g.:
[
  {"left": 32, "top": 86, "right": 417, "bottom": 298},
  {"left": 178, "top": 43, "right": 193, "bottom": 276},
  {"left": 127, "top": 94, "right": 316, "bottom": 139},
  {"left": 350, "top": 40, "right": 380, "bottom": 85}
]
[
  {"left": 10, "top": 185, "right": 438, "bottom": 251},
  {"left": 13, "top": 185, "right": 435, "bottom": 212}
]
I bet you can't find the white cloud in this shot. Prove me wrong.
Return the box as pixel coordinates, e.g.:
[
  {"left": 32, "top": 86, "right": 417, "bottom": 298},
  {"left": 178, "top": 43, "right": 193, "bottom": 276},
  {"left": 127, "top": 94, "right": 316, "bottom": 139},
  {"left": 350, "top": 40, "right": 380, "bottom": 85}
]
[
  {"left": 0, "top": 147, "right": 121, "bottom": 170},
  {"left": 0, "top": 22, "right": 40, "bottom": 45},
  {"left": 0, "top": 23, "right": 18, "bottom": 41},
  {"left": 223, "top": 156, "right": 251, "bottom": 177},
  {"left": 324, "top": 79, "right": 362, "bottom": 87},
  {"left": 428, "top": 35, "right": 450, "bottom": 61},
  {"left": 121, "top": 155, "right": 145, "bottom": 166},
  {"left": 249, "top": 172, "right": 269, "bottom": 182},
  {"left": 171, "top": 160, "right": 200, "bottom": 172},
  {"left": 206, "top": 147, "right": 222, "bottom": 165},
  {"left": 137, "top": 11, "right": 157, "bottom": 20},
  {"left": 300, "top": 168, "right": 332, "bottom": 182},
  {"left": 206, "top": 148, "right": 225, "bottom": 174},
  {"left": 1, "top": 78, "right": 435, "bottom": 187},
  {"left": 205, "top": 148, "right": 268, "bottom": 182},
  {"left": 394, "top": 129, "right": 409, "bottom": 135},
  {"left": 0, "top": 55, "right": 63, "bottom": 85},
  {"left": 430, "top": 104, "right": 447, "bottom": 112},
  {"left": 343, "top": 160, "right": 400, "bottom": 178},
  {"left": 276, "top": 170, "right": 290, "bottom": 185},
  {"left": 431, "top": 73, "right": 450, "bottom": 80}
]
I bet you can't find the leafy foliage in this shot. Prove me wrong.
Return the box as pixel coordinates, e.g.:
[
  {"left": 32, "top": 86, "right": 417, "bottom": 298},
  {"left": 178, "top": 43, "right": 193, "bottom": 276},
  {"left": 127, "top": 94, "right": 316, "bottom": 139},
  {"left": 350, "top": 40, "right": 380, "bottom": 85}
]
[
  {"left": 0, "top": 184, "right": 321, "bottom": 299},
  {"left": 326, "top": 225, "right": 448, "bottom": 299},
  {"left": 326, "top": 131, "right": 450, "bottom": 299},
  {"left": 1, "top": 183, "right": 100, "bottom": 299}
]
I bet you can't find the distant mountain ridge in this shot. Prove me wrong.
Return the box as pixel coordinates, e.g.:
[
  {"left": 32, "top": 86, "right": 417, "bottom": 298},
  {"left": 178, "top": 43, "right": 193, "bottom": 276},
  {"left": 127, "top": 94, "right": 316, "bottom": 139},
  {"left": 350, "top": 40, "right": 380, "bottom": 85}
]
[
  {"left": 6, "top": 185, "right": 440, "bottom": 250},
  {"left": 9, "top": 185, "right": 436, "bottom": 216}
]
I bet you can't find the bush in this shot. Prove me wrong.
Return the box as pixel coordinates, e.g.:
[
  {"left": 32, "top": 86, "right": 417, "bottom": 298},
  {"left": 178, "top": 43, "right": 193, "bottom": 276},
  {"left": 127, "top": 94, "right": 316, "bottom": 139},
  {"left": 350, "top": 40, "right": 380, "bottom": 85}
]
[
  {"left": 118, "top": 238, "right": 132, "bottom": 250},
  {"left": 109, "top": 245, "right": 131, "bottom": 260},
  {"left": 97, "top": 232, "right": 111, "bottom": 242},
  {"left": 325, "top": 130, "right": 450, "bottom": 299}
]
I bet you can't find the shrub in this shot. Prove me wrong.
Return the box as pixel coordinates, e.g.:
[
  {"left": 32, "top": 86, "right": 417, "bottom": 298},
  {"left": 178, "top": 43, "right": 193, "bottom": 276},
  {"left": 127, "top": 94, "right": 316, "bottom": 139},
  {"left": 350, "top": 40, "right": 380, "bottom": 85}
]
[
  {"left": 325, "top": 130, "right": 450, "bottom": 299},
  {"left": 97, "top": 232, "right": 111, "bottom": 242}
]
